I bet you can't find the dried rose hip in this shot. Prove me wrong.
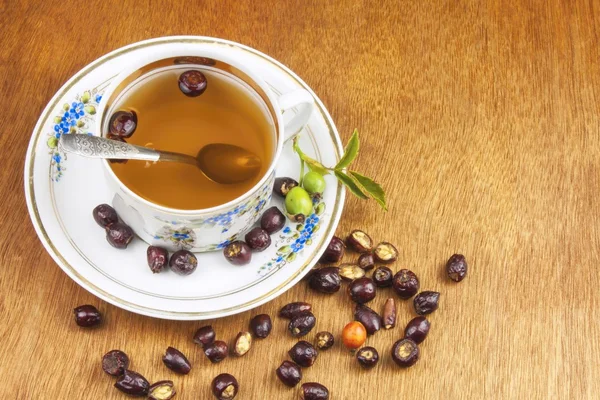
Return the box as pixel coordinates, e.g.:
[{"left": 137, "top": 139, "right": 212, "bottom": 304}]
[
  {"left": 244, "top": 227, "right": 271, "bottom": 252},
  {"left": 414, "top": 291, "right": 440, "bottom": 315},
  {"left": 315, "top": 331, "right": 334, "bottom": 350},
  {"left": 356, "top": 346, "right": 379, "bottom": 369},
  {"left": 339, "top": 264, "right": 365, "bottom": 281},
  {"left": 372, "top": 266, "right": 393, "bottom": 287},
  {"left": 178, "top": 70, "right": 207, "bottom": 97},
  {"left": 162, "top": 346, "right": 191, "bottom": 374},
  {"left": 342, "top": 321, "right": 366, "bottom": 350},
  {"left": 383, "top": 298, "right": 396, "bottom": 329},
  {"left": 260, "top": 206, "right": 286, "bottom": 234},
  {"left": 346, "top": 230, "right": 373, "bottom": 253},
  {"left": 446, "top": 253, "right": 468, "bottom": 282},
  {"left": 92, "top": 204, "right": 118, "bottom": 228},
  {"left": 114, "top": 370, "right": 150, "bottom": 396},
  {"left": 249, "top": 314, "right": 272, "bottom": 338},
  {"left": 169, "top": 250, "right": 198, "bottom": 275},
  {"left": 148, "top": 380, "right": 176, "bottom": 400},
  {"left": 273, "top": 177, "right": 299, "bottom": 197},
  {"left": 319, "top": 236, "right": 345, "bottom": 263},
  {"left": 288, "top": 340, "right": 318, "bottom": 367},
  {"left": 279, "top": 302, "right": 312, "bottom": 319},
  {"left": 373, "top": 242, "right": 398, "bottom": 263},
  {"left": 392, "top": 269, "right": 420, "bottom": 299},
  {"left": 276, "top": 360, "right": 302, "bottom": 387},
  {"left": 300, "top": 382, "right": 329, "bottom": 400},
  {"left": 211, "top": 373, "right": 238, "bottom": 400},
  {"left": 391, "top": 338, "right": 420, "bottom": 368},
  {"left": 204, "top": 340, "right": 228, "bottom": 363},
  {"left": 233, "top": 331, "right": 252, "bottom": 356},
  {"left": 147, "top": 246, "right": 169, "bottom": 273},
  {"left": 223, "top": 241, "right": 252, "bottom": 265},
  {"left": 358, "top": 253, "right": 375, "bottom": 271},
  {"left": 404, "top": 316, "right": 431, "bottom": 344},
  {"left": 354, "top": 304, "right": 382, "bottom": 335},
  {"left": 348, "top": 277, "right": 376, "bottom": 304},
  {"left": 73, "top": 304, "right": 102, "bottom": 327},
  {"left": 105, "top": 222, "right": 134, "bottom": 249},
  {"left": 109, "top": 110, "right": 138, "bottom": 138},
  {"left": 102, "top": 350, "right": 129, "bottom": 376},
  {"left": 308, "top": 267, "right": 341, "bottom": 293},
  {"left": 288, "top": 311, "right": 316, "bottom": 337},
  {"left": 193, "top": 325, "right": 215, "bottom": 348}
]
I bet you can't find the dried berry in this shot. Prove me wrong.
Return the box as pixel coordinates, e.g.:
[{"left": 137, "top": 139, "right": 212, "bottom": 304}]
[
  {"left": 109, "top": 110, "right": 138, "bottom": 138},
  {"left": 114, "top": 370, "right": 150, "bottom": 396},
  {"left": 279, "top": 302, "right": 312, "bottom": 319},
  {"left": 211, "top": 373, "right": 238, "bottom": 400},
  {"left": 92, "top": 204, "right": 118, "bottom": 228},
  {"left": 300, "top": 382, "right": 329, "bottom": 400},
  {"left": 346, "top": 230, "right": 373, "bottom": 253},
  {"left": 339, "top": 264, "right": 365, "bottom": 281},
  {"left": 356, "top": 346, "right": 379, "bottom": 369},
  {"left": 342, "top": 321, "right": 367, "bottom": 350},
  {"left": 373, "top": 242, "right": 398, "bottom": 263},
  {"left": 372, "top": 266, "right": 393, "bottom": 287},
  {"left": 319, "top": 236, "right": 345, "bottom": 263},
  {"left": 446, "top": 253, "right": 468, "bottom": 282},
  {"left": 178, "top": 70, "right": 207, "bottom": 97},
  {"left": 285, "top": 187, "right": 313, "bottom": 220},
  {"left": 404, "top": 316, "right": 431, "bottom": 344},
  {"left": 223, "top": 241, "right": 252, "bottom": 265},
  {"left": 414, "top": 291, "right": 440, "bottom": 315},
  {"left": 348, "top": 277, "right": 376, "bottom": 304},
  {"left": 392, "top": 269, "right": 420, "bottom": 299},
  {"left": 105, "top": 222, "right": 134, "bottom": 249},
  {"left": 288, "top": 340, "right": 318, "bottom": 367},
  {"left": 162, "top": 346, "right": 191, "bottom": 374},
  {"left": 148, "top": 380, "right": 176, "bottom": 400},
  {"left": 391, "top": 338, "right": 420, "bottom": 368},
  {"left": 308, "top": 267, "right": 341, "bottom": 294},
  {"left": 357, "top": 253, "right": 375, "bottom": 271},
  {"left": 288, "top": 311, "right": 316, "bottom": 337},
  {"left": 244, "top": 227, "right": 271, "bottom": 252},
  {"left": 204, "top": 340, "right": 228, "bottom": 363},
  {"left": 73, "top": 304, "right": 102, "bottom": 327},
  {"left": 276, "top": 360, "right": 302, "bottom": 387},
  {"left": 169, "top": 250, "right": 198, "bottom": 275},
  {"left": 260, "top": 206, "right": 286, "bottom": 234},
  {"left": 315, "top": 331, "right": 334, "bottom": 350},
  {"left": 249, "top": 314, "right": 272, "bottom": 338},
  {"left": 193, "top": 325, "right": 215, "bottom": 348},
  {"left": 233, "top": 331, "right": 252, "bottom": 356},
  {"left": 273, "top": 177, "right": 299, "bottom": 197},
  {"left": 354, "top": 304, "right": 382, "bottom": 335},
  {"left": 147, "top": 246, "right": 169, "bottom": 273},
  {"left": 383, "top": 298, "right": 396, "bottom": 329},
  {"left": 102, "top": 350, "right": 129, "bottom": 376}
]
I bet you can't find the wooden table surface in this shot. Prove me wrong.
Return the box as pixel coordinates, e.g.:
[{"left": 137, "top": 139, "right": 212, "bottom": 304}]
[{"left": 2, "top": 0, "right": 599, "bottom": 398}]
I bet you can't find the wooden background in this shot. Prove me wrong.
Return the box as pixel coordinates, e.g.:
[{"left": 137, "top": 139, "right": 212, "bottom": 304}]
[{"left": 1, "top": 0, "right": 599, "bottom": 398}]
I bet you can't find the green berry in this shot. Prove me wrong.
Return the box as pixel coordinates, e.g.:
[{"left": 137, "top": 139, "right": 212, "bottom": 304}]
[
  {"left": 285, "top": 187, "right": 313, "bottom": 218},
  {"left": 302, "top": 171, "right": 326, "bottom": 194}
]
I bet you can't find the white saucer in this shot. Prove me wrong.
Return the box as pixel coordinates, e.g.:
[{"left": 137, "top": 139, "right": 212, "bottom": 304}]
[{"left": 24, "top": 36, "right": 345, "bottom": 320}]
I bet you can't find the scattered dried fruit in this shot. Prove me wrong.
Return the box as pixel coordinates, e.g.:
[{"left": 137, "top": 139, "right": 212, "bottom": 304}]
[
  {"left": 148, "top": 380, "right": 176, "bottom": 400},
  {"left": 288, "top": 340, "right": 318, "bottom": 367},
  {"left": 204, "top": 340, "right": 229, "bottom": 363},
  {"left": 392, "top": 269, "right": 420, "bottom": 299},
  {"left": 114, "top": 370, "right": 150, "bottom": 396},
  {"left": 178, "top": 70, "right": 207, "bottom": 97},
  {"left": 372, "top": 266, "right": 393, "bottom": 287},
  {"left": 211, "top": 373, "right": 238, "bottom": 400},
  {"left": 300, "top": 382, "right": 329, "bottom": 400},
  {"left": 391, "top": 338, "right": 420, "bottom": 368},
  {"left": 314, "top": 331, "right": 335, "bottom": 350},
  {"left": 348, "top": 277, "right": 376, "bottom": 304},
  {"left": 233, "top": 331, "right": 252, "bottom": 357},
  {"left": 73, "top": 304, "right": 102, "bottom": 327},
  {"left": 169, "top": 250, "right": 198, "bottom": 275},
  {"left": 102, "top": 350, "right": 129, "bottom": 376},
  {"left": 109, "top": 110, "right": 138, "bottom": 138},
  {"left": 319, "top": 236, "right": 345, "bottom": 263},
  {"left": 342, "top": 321, "right": 367, "bottom": 350},
  {"left": 105, "top": 222, "right": 134, "bottom": 249},
  {"left": 339, "top": 264, "right": 365, "bottom": 281},
  {"left": 289, "top": 311, "right": 316, "bottom": 337},
  {"left": 346, "top": 230, "right": 373, "bottom": 253},
  {"left": 414, "top": 291, "right": 440, "bottom": 315},
  {"left": 308, "top": 267, "right": 341, "bottom": 293},
  {"left": 276, "top": 360, "right": 302, "bottom": 387},
  {"left": 273, "top": 177, "right": 299, "bottom": 197},
  {"left": 383, "top": 298, "right": 396, "bottom": 329},
  {"left": 193, "top": 325, "right": 215, "bottom": 348},
  {"left": 404, "top": 316, "right": 431, "bottom": 344},
  {"left": 446, "top": 253, "right": 468, "bottom": 282},
  {"left": 92, "top": 204, "right": 118, "bottom": 228},
  {"left": 356, "top": 346, "right": 379, "bottom": 369},
  {"left": 373, "top": 242, "right": 398, "bottom": 263},
  {"left": 249, "top": 314, "right": 272, "bottom": 338},
  {"left": 244, "top": 227, "right": 271, "bottom": 252},
  {"left": 223, "top": 241, "right": 252, "bottom": 266},
  {"left": 147, "top": 246, "right": 169, "bottom": 273},
  {"left": 279, "top": 302, "right": 312, "bottom": 319},
  {"left": 357, "top": 253, "right": 375, "bottom": 271},
  {"left": 260, "top": 206, "right": 286, "bottom": 234},
  {"left": 354, "top": 304, "right": 382, "bottom": 335},
  {"left": 162, "top": 346, "right": 191, "bottom": 374}
]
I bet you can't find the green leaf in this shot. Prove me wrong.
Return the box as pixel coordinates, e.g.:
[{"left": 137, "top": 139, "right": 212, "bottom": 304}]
[
  {"left": 293, "top": 137, "right": 329, "bottom": 176},
  {"left": 334, "top": 170, "right": 368, "bottom": 199},
  {"left": 349, "top": 171, "right": 387, "bottom": 210},
  {"left": 335, "top": 129, "right": 360, "bottom": 169}
]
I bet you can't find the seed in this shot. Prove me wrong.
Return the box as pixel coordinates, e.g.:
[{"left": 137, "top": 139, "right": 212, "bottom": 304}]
[
  {"left": 279, "top": 302, "right": 312, "bottom": 319},
  {"left": 273, "top": 177, "right": 299, "bottom": 197},
  {"left": 372, "top": 266, "right": 393, "bottom": 287},
  {"left": 339, "top": 264, "right": 365, "bottom": 281},
  {"left": 348, "top": 277, "right": 376, "bottom": 304},
  {"left": 193, "top": 325, "right": 215, "bottom": 348},
  {"left": 391, "top": 338, "right": 420, "bottom": 368},
  {"left": 392, "top": 269, "right": 420, "bottom": 299},
  {"left": 356, "top": 346, "right": 379, "bottom": 369},
  {"left": 314, "top": 331, "right": 334, "bottom": 350},
  {"left": 178, "top": 70, "right": 207, "bottom": 97},
  {"left": 413, "top": 291, "right": 440, "bottom": 315},
  {"left": 73, "top": 304, "right": 102, "bottom": 327},
  {"left": 223, "top": 241, "right": 252, "bottom": 266},
  {"left": 383, "top": 298, "right": 396, "bottom": 329},
  {"left": 105, "top": 222, "right": 134, "bottom": 249},
  {"left": 357, "top": 253, "right": 375, "bottom": 271},
  {"left": 288, "top": 311, "right": 317, "bottom": 337},
  {"left": 101, "top": 350, "right": 129, "bottom": 376},
  {"left": 446, "top": 253, "right": 468, "bottom": 282},
  {"left": 300, "top": 382, "right": 329, "bottom": 400},
  {"left": 169, "top": 250, "right": 198, "bottom": 275},
  {"left": 288, "top": 340, "right": 318, "bottom": 367},
  {"left": 114, "top": 370, "right": 150, "bottom": 396},
  {"left": 373, "top": 242, "right": 399, "bottom": 263},
  {"left": 276, "top": 360, "right": 302, "bottom": 387},
  {"left": 148, "top": 380, "right": 176, "bottom": 400},
  {"left": 233, "top": 331, "right": 252, "bottom": 356},
  {"left": 346, "top": 230, "right": 373, "bottom": 253},
  {"left": 204, "top": 340, "right": 228, "bottom": 363},
  {"left": 162, "top": 346, "right": 191, "bottom": 374},
  {"left": 308, "top": 267, "right": 341, "bottom": 293},
  {"left": 342, "top": 321, "right": 367, "bottom": 350},
  {"left": 260, "top": 206, "right": 286, "bottom": 234},
  {"left": 244, "top": 227, "right": 271, "bottom": 252},
  {"left": 404, "top": 316, "right": 431, "bottom": 344},
  {"left": 211, "top": 373, "right": 239, "bottom": 400},
  {"left": 249, "top": 314, "right": 272, "bottom": 338},
  {"left": 354, "top": 304, "right": 382, "bottom": 335},
  {"left": 147, "top": 246, "right": 169, "bottom": 273},
  {"left": 319, "top": 236, "right": 345, "bottom": 263},
  {"left": 92, "top": 204, "right": 118, "bottom": 228},
  {"left": 109, "top": 110, "right": 138, "bottom": 138}
]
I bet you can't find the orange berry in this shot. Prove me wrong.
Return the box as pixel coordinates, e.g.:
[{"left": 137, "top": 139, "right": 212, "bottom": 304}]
[{"left": 342, "top": 321, "right": 367, "bottom": 350}]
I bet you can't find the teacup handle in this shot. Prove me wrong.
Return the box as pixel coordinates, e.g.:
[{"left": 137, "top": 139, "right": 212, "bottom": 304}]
[{"left": 278, "top": 89, "right": 315, "bottom": 143}]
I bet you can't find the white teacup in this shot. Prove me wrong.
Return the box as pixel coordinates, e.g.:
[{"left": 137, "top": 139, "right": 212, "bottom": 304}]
[{"left": 96, "top": 46, "right": 314, "bottom": 252}]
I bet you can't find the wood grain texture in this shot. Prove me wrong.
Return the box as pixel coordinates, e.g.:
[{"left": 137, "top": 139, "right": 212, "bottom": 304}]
[{"left": 1, "top": 0, "right": 599, "bottom": 398}]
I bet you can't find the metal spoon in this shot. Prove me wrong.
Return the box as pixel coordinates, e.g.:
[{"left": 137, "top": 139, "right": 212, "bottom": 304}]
[{"left": 59, "top": 134, "right": 261, "bottom": 184}]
